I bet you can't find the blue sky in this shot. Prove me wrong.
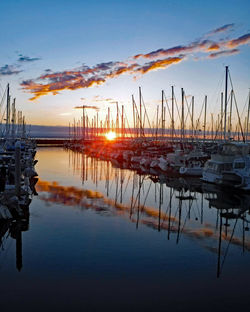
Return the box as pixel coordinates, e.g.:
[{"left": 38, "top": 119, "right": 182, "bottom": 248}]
[{"left": 0, "top": 0, "right": 249, "bottom": 126}]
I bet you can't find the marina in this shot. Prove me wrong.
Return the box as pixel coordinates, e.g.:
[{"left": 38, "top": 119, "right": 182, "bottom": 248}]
[
  {"left": 0, "top": 84, "right": 38, "bottom": 220},
  {"left": 1, "top": 64, "right": 250, "bottom": 311},
  {"left": 1, "top": 1, "right": 250, "bottom": 310},
  {"left": 1, "top": 147, "right": 250, "bottom": 311}
]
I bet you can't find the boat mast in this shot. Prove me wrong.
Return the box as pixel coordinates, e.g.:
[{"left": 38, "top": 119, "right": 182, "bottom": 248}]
[
  {"left": 83, "top": 106, "right": 85, "bottom": 140},
  {"left": 132, "top": 95, "right": 135, "bottom": 138},
  {"left": 121, "top": 105, "right": 124, "bottom": 138},
  {"left": 107, "top": 107, "right": 110, "bottom": 132},
  {"left": 229, "top": 90, "right": 233, "bottom": 137},
  {"left": 171, "top": 86, "right": 174, "bottom": 142},
  {"left": 224, "top": 66, "right": 229, "bottom": 141},
  {"left": 6, "top": 83, "right": 10, "bottom": 137},
  {"left": 191, "top": 96, "right": 194, "bottom": 141},
  {"left": 211, "top": 113, "right": 214, "bottom": 141},
  {"left": 11, "top": 98, "right": 16, "bottom": 138},
  {"left": 156, "top": 105, "right": 159, "bottom": 140},
  {"left": 220, "top": 92, "right": 223, "bottom": 140},
  {"left": 246, "top": 90, "right": 250, "bottom": 142},
  {"left": 203, "top": 95, "right": 207, "bottom": 141},
  {"left": 181, "top": 88, "right": 184, "bottom": 142},
  {"left": 139, "top": 87, "right": 142, "bottom": 138},
  {"left": 161, "top": 90, "right": 164, "bottom": 138},
  {"left": 116, "top": 102, "right": 119, "bottom": 136}
]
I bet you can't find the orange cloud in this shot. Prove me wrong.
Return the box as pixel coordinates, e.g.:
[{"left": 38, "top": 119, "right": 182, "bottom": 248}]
[
  {"left": 136, "top": 56, "right": 184, "bottom": 74},
  {"left": 226, "top": 33, "right": 250, "bottom": 48},
  {"left": 21, "top": 76, "right": 106, "bottom": 100},
  {"left": 20, "top": 25, "right": 250, "bottom": 100},
  {"left": 207, "top": 43, "right": 220, "bottom": 51},
  {"left": 133, "top": 31, "right": 249, "bottom": 60}
]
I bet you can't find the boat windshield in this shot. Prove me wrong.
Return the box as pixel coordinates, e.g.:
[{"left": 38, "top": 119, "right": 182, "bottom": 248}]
[
  {"left": 205, "top": 161, "right": 232, "bottom": 172},
  {"left": 234, "top": 162, "right": 245, "bottom": 169}
]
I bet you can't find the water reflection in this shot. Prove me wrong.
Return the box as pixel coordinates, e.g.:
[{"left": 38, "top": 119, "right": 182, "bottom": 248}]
[
  {"left": 0, "top": 208, "right": 30, "bottom": 272},
  {"left": 37, "top": 149, "right": 250, "bottom": 278}
]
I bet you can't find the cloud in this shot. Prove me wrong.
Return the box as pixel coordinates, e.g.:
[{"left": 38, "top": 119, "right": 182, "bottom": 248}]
[
  {"left": 20, "top": 24, "right": 250, "bottom": 100},
  {"left": 206, "top": 43, "right": 220, "bottom": 51},
  {"left": 0, "top": 53, "right": 40, "bottom": 77},
  {"left": 92, "top": 96, "right": 116, "bottom": 104},
  {"left": 206, "top": 23, "right": 234, "bottom": 36},
  {"left": 135, "top": 56, "right": 185, "bottom": 74},
  {"left": 208, "top": 48, "right": 240, "bottom": 58},
  {"left": 133, "top": 30, "right": 249, "bottom": 60},
  {"left": 21, "top": 75, "right": 106, "bottom": 100},
  {"left": 134, "top": 45, "right": 195, "bottom": 59},
  {"left": 226, "top": 33, "right": 250, "bottom": 48},
  {"left": 20, "top": 58, "right": 183, "bottom": 100},
  {"left": 134, "top": 39, "right": 221, "bottom": 60},
  {"left": 0, "top": 64, "right": 22, "bottom": 76},
  {"left": 18, "top": 55, "right": 41, "bottom": 62}
]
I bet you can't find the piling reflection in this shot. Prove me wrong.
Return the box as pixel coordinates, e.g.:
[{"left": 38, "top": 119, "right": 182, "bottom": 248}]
[
  {"left": 0, "top": 208, "right": 30, "bottom": 272},
  {"left": 37, "top": 149, "right": 250, "bottom": 277}
]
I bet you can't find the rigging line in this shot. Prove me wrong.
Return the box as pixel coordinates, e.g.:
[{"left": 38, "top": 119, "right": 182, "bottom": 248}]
[
  {"left": 118, "top": 106, "right": 131, "bottom": 134},
  {"left": 174, "top": 94, "right": 181, "bottom": 125},
  {"left": 0, "top": 106, "right": 7, "bottom": 124},
  {"left": 0, "top": 81, "right": 5, "bottom": 97},
  {"left": 163, "top": 92, "right": 172, "bottom": 123},
  {"left": 123, "top": 109, "right": 133, "bottom": 137},
  {"left": 213, "top": 101, "right": 230, "bottom": 140},
  {"left": 141, "top": 93, "right": 152, "bottom": 130},
  {"left": 230, "top": 89, "right": 245, "bottom": 141},
  {"left": 228, "top": 71, "right": 244, "bottom": 131},
  {"left": 133, "top": 97, "right": 144, "bottom": 137},
  {"left": 162, "top": 94, "right": 178, "bottom": 137},
  {"left": 167, "top": 95, "right": 179, "bottom": 137},
  {"left": 210, "top": 70, "right": 225, "bottom": 114},
  {"left": 0, "top": 87, "right": 7, "bottom": 116},
  {"left": 194, "top": 97, "right": 205, "bottom": 131},
  {"left": 143, "top": 105, "right": 146, "bottom": 131},
  {"left": 184, "top": 95, "right": 193, "bottom": 126},
  {"left": 239, "top": 92, "right": 249, "bottom": 120}
]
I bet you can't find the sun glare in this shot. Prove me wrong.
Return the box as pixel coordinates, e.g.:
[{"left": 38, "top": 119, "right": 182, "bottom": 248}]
[{"left": 105, "top": 131, "right": 117, "bottom": 141}]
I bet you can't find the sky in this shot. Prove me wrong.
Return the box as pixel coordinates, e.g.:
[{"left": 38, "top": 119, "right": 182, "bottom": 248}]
[{"left": 0, "top": 0, "right": 249, "bottom": 127}]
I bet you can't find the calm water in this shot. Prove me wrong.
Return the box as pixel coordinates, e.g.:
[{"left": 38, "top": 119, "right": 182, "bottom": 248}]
[{"left": 1, "top": 147, "right": 250, "bottom": 311}]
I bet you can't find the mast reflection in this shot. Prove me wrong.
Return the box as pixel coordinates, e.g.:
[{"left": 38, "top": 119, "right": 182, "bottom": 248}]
[
  {"left": 0, "top": 207, "right": 30, "bottom": 272},
  {"left": 36, "top": 149, "right": 250, "bottom": 277}
]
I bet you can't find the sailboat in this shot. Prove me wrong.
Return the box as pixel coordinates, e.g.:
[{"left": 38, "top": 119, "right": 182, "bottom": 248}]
[
  {"left": 202, "top": 66, "right": 249, "bottom": 186},
  {"left": 0, "top": 84, "right": 38, "bottom": 220}
]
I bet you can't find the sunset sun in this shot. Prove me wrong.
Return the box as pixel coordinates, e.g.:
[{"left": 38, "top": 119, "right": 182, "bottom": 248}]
[{"left": 105, "top": 131, "right": 117, "bottom": 141}]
